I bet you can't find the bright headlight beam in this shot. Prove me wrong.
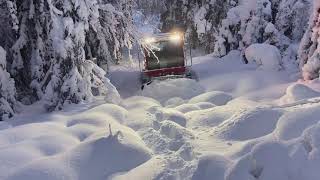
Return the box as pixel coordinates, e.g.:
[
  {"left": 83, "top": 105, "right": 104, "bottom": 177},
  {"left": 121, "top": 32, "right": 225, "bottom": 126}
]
[{"left": 169, "top": 33, "right": 182, "bottom": 42}]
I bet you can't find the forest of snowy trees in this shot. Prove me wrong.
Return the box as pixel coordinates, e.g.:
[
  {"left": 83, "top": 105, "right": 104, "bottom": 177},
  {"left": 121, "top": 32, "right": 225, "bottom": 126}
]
[
  {"left": 1, "top": 0, "right": 320, "bottom": 120},
  {"left": 0, "top": 0, "right": 132, "bottom": 120}
]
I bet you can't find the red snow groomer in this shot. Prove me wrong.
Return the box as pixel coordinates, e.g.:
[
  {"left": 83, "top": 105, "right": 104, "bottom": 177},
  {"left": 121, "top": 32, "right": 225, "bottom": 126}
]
[{"left": 139, "top": 31, "right": 196, "bottom": 87}]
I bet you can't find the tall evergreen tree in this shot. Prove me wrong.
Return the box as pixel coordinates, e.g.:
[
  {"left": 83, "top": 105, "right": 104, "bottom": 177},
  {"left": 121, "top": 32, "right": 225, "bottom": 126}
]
[
  {"left": 0, "top": 46, "right": 18, "bottom": 120},
  {"left": 299, "top": 1, "right": 320, "bottom": 80}
]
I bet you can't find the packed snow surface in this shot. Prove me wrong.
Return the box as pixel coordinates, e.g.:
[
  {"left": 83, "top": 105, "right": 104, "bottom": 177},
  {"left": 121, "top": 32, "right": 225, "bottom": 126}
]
[{"left": 2, "top": 50, "right": 320, "bottom": 180}]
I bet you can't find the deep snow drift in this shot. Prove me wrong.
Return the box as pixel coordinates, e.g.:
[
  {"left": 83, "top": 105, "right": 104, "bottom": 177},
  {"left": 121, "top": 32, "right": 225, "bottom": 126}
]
[{"left": 2, "top": 50, "right": 320, "bottom": 180}]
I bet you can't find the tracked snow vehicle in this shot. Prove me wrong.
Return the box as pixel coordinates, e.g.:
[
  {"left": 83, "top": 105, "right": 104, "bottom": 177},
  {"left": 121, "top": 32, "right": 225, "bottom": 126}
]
[{"left": 139, "top": 31, "right": 197, "bottom": 87}]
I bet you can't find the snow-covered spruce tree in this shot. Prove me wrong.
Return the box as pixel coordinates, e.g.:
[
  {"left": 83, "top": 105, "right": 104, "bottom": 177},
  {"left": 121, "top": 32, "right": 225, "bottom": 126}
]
[
  {"left": 42, "top": 0, "right": 122, "bottom": 111},
  {"left": 161, "top": 0, "right": 229, "bottom": 50},
  {"left": 161, "top": 0, "right": 202, "bottom": 49},
  {"left": 0, "top": 47, "right": 18, "bottom": 120},
  {"left": 95, "top": 0, "right": 135, "bottom": 65},
  {"left": 161, "top": 0, "right": 199, "bottom": 32},
  {"left": 9, "top": 0, "right": 54, "bottom": 104},
  {"left": 194, "top": 0, "right": 236, "bottom": 53},
  {"left": 0, "top": 0, "right": 19, "bottom": 51},
  {"left": 299, "top": 1, "right": 320, "bottom": 80},
  {"left": 275, "top": 0, "right": 312, "bottom": 41},
  {"left": 136, "top": 0, "right": 165, "bottom": 15}
]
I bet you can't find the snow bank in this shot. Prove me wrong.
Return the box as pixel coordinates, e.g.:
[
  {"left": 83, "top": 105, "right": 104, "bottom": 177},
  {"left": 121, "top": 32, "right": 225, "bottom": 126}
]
[
  {"left": 279, "top": 83, "right": 320, "bottom": 105},
  {"left": 245, "top": 44, "right": 282, "bottom": 70}
]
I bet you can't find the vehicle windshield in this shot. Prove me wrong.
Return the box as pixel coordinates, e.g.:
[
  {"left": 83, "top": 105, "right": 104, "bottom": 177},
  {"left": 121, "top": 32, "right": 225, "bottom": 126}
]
[{"left": 145, "top": 40, "right": 184, "bottom": 70}]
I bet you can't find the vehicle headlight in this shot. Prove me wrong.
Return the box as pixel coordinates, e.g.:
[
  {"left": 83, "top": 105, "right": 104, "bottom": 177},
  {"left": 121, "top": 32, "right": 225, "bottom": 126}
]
[{"left": 170, "top": 32, "right": 182, "bottom": 42}]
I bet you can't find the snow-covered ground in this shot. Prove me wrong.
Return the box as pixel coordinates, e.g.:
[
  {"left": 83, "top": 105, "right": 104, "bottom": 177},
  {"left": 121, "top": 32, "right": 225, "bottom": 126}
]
[{"left": 2, "top": 49, "right": 320, "bottom": 179}]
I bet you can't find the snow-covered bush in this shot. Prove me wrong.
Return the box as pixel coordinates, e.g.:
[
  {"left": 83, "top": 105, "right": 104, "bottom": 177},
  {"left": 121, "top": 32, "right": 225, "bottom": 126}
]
[
  {"left": 0, "top": 47, "right": 18, "bottom": 120},
  {"left": 245, "top": 44, "right": 282, "bottom": 70},
  {"left": 213, "top": 0, "right": 273, "bottom": 56}
]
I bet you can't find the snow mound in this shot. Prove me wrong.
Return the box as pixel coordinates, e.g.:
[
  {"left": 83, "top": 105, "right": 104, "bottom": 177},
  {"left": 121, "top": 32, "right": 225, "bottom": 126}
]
[
  {"left": 121, "top": 97, "right": 161, "bottom": 131},
  {"left": 227, "top": 141, "right": 291, "bottom": 180},
  {"left": 175, "top": 104, "right": 202, "bottom": 113},
  {"left": 141, "top": 79, "right": 205, "bottom": 104},
  {"left": 174, "top": 102, "right": 215, "bottom": 113},
  {"left": 160, "top": 120, "right": 193, "bottom": 140},
  {"left": 186, "top": 101, "right": 248, "bottom": 128},
  {"left": 146, "top": 107, "right": 188, "bottom": 127},
  {"left": 279, "top": 83, "right": 320, "bottom": 105},
  {"left": 189, "top": 91, "right": 233, "bottom": 106},
  {"left": 6, "top": 136, "right": 151, "bottom": 180},
  {"left": 214, "top": 107, "right": 283, "bottom": 141},
  {"left": 194, "top": 102, "right": 216, "bottom": 109},
  {"left": 0, "top": 103, "right": 152, "bottom": 180},
  {"left": 111, "top": 157, "right": 167, "bottom": 180},
  {"left": 302, "top": 123, "right": 320, "bottom": 155},
  {"left": 275, "top": 104, "right": 320, "bottom": 141},
  {"left": 192, "top": 155, "right": 231, "bottom": 180},
  {"left": 225, "top": 123, "right": 320, "bottom": 180},
  {"left": 164, "top": 97, "right": 186, "bottom": 108},
  {"left": 245, "top": 44, "right": 282, "bottom": 70},
  {"left": 162, "top": 109, "right": 187, "bottom": 127},
  {"left": 123, "top": 96, "right": 161, "bottom": 110}
]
